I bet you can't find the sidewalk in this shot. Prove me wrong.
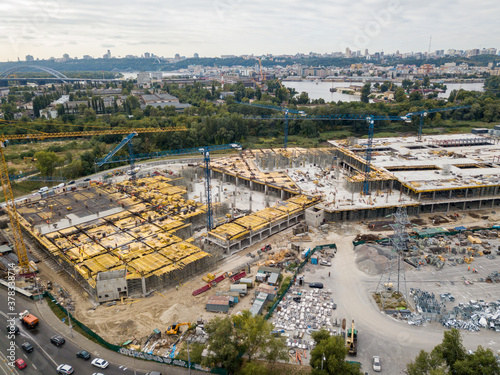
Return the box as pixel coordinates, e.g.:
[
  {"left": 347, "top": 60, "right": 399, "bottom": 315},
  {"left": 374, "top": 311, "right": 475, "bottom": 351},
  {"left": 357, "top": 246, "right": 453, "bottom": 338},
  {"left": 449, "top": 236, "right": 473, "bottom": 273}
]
[{"left": 35, "top": 299, "right": 206, "bottom": 375}]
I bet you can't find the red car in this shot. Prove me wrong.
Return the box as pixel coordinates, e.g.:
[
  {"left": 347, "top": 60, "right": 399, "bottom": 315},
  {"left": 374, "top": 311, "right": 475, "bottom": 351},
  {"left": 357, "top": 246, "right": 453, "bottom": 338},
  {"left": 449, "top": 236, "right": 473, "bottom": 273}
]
[{"left": 15, "top": 358, "right": 27, "bottom": 369}]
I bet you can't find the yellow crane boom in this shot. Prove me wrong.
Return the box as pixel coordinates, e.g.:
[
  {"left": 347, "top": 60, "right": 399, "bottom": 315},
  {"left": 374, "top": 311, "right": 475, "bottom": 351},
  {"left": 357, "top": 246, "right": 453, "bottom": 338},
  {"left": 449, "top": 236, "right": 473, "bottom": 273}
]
[{"left": 0, "top": 125, "right": 187, "bottom": 276}]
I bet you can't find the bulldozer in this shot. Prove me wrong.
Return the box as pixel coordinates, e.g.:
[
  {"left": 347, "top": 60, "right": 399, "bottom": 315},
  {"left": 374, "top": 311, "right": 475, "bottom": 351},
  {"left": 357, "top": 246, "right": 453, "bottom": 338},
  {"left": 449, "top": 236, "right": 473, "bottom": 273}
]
[{"left": 166, "top": 322, "right": 191, "bottom": 335}]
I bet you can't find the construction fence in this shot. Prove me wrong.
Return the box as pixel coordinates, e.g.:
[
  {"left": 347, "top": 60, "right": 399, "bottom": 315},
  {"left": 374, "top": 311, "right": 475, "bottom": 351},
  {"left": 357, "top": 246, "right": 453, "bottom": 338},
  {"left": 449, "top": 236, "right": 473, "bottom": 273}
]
[
  {"left": 265, "top": 243, "right": 337, "bottom": 320},
  {"left": 43, "top": 292, "right": 226, "bottom": 375}
]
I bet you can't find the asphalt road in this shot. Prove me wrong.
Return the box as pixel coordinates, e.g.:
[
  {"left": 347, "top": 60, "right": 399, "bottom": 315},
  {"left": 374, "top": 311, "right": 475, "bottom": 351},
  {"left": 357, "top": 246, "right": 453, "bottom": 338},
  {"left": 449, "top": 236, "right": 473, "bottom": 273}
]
[{"left": 0, "top": 289, "right": 147, "bottom": 375}]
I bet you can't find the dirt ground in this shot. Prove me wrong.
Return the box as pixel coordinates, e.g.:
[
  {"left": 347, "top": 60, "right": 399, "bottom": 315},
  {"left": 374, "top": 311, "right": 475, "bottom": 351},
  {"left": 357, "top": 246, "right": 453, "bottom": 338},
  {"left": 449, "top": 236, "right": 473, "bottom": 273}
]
[{"left": 22, "top": 207, "right": 500, "bottom": 349}]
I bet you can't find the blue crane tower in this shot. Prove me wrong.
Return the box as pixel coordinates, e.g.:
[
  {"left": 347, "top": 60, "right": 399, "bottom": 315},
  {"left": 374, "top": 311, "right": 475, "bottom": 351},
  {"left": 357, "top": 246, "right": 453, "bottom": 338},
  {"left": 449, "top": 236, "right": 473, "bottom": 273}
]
[
  {"left": 238, "top": 102, "right": 470, "bottom": 195},
  {"left": 96, "top": 142, "right": 242, "bottom": 231},
  {"left": 405, "top": 106, "right": 471, "bottom": 142},
  {"left": 236, "top": 101, "right": 306, "bottom": 149},
  {"left": 95, "top": 131, "right": 138, "bottom": 179}
]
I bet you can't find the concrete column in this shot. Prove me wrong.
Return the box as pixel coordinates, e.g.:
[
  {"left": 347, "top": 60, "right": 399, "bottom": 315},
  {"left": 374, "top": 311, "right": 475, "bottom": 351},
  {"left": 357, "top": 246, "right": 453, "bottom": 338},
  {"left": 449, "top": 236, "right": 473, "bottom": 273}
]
[
  {"left": 433, "top": 191, "right": 436, "bottom": 200},
  {"left": 250, "top": 180, "right": 253, "bottom": 190},
  {"left": 265, "top": 184, "right": 268, "bottom": 196},
  {"left": 449, "top": 190, "right": 452, "bottom": 199},
  {"left": 431, "top": 203, "right": 434, "bottom": 213},
  {"left": 222, "top": 172, "right": 226, "bottom": 183},
  {"left": 447, "top": 203, "right": 450, "bottom": 212},
  {"left": 418, "top": 193, "right": 421, "bottom": 200},
  {"left": 141, "top": 277, "right": 147, "bottom": 296},
  {"left": 249, "top": 192, "right": 252, "bottom": 212},
  {"left": 492, "top": 199, "right": 495, "bottom": 208},
  {"left": 479, "top": 200, "right": 482, "bottom": 208},
  {"left": 281, "top": 189, "right": 285, "bottom": 200},
  {"left": 236, "top": 176, "right": 239, "bottom": 186},
  {"left": 465, "top": 188, "right": 468, "bottom": 198}
]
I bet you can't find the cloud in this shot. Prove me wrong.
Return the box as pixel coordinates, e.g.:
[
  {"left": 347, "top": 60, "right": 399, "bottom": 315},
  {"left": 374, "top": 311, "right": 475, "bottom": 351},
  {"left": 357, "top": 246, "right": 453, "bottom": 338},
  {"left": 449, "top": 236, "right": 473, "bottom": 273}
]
[{"left": 1, "top": 0, "right": 499, "bottom": 60}]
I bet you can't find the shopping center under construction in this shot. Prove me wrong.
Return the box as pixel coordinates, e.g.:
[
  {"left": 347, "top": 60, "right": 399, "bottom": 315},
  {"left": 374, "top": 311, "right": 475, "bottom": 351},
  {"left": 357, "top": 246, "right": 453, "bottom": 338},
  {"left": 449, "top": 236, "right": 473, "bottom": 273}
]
[{"left": 14, "top": 132, "right": 500, "bottom": 302}]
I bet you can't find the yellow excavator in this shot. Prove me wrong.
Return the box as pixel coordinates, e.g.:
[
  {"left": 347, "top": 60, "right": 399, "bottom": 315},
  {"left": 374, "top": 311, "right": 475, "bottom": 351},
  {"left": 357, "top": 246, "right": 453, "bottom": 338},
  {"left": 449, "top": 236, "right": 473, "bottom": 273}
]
[
  {"left": 346, "top": 319, "right": 358, "bottom": 355},
  {"left": 166, "top": 322, "right": 191, "bottom": 335}
]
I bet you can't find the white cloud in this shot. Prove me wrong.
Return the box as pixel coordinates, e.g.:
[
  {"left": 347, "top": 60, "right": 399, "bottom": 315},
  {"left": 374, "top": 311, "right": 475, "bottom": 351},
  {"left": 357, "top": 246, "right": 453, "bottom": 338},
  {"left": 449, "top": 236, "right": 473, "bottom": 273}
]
[{"left": 0, "top": 0, "right": 499, "bottom": 60}]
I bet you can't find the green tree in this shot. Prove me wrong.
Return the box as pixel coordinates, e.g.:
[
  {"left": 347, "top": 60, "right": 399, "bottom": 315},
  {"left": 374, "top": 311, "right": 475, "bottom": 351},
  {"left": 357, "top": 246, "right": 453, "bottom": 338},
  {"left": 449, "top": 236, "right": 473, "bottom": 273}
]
[
  {"left": 34, "top": 151, "right": 60, "bottom": 176},
  {"left": 361, "top": 83, "right": 371, "bottom": 103},
  {"left": 201, "top": 316, "right": 241, "bottom": 373},
  {"left": 409, "top": 90, "right": 424, "bottom": 101},
  {"left": 395, "top": 87, "right": 406, "bottom": 102},
  {"left": 433, "top": 328, "right": 466, "bottom": 371},
  {"left": 296, "top": 91, "right": 310, "bottom": 104},
  {"left": 233, "top": 310, "right": 273, "bottom": 361},
  {"left": 453, "top": 346, "right": 500, "bottom": 375},
  {"left": 406, "top": 349, "right": 447, "bottom": 375},
  {"left": 310, "top": 330, "right": 362, "bottom": 375},
  {"left": 239, "top": 362, "right": 268, "bottom": 375}
]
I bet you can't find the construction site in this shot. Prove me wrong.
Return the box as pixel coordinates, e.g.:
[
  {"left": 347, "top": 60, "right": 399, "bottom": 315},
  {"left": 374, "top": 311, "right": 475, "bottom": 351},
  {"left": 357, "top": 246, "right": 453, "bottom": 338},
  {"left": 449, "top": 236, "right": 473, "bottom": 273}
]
[{"left": 3, "top": 129, "right": 500, "bottom": 373}]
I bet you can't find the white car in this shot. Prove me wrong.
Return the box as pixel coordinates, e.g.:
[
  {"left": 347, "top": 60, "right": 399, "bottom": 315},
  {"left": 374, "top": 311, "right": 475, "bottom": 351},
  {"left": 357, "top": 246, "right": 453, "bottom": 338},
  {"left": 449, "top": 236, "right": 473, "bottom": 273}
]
[
  {"left": 56, "top": 364, "right": 74, "bottom": 375},
  {"left": 91, "top": 358, "right": 109, "bottom": 369},
  {"left": 372, "top": 356, "right": 381, "bottom": 372},
  {"left": 320, "top": 260, "right": 331, "bottom": 266}
]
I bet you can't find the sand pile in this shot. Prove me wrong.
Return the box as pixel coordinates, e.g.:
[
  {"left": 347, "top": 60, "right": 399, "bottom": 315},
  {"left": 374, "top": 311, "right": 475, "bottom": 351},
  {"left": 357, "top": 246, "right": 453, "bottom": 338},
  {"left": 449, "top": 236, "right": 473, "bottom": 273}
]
[{"left": 354, "top": 244, "right": 392, "bottom": 275}]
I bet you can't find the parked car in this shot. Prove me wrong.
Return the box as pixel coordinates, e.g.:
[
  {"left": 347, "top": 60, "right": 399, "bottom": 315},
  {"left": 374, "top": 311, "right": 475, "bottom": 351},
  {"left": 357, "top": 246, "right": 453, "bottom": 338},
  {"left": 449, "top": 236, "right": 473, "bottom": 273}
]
[
  {"left": 21, "top": 342, "right": 34, "bottom": 353},
  {"left": 67, "top": 180, "right": 76, "bottom": 185},
  {"left": 6, "top": 325, "right": 19, "bottom": 335},
  {"left": 56, "top": 364, "right": 74, "bottom": 375},
  {"left": 50, "top": 335, "right": 65, "bottom": 346},
  {"left": 83, "top": 178, "right": 91, "bottom": 182},
  {"left": 309, "top": 282, "right": 324, "bottom": 289},
  {"left": 15, "top": 358, "right": 27, "bottom": 370},
  {"left": 372, "top": 356, "right": 381, "bottom": 372},
  {"left": 77, "top": 350, "right": 91, "bottom": 360},
  {"left": 320, "top": 260, "right": 331, "bottom": 266},
  {"left": 91, "top": 358, "right": 109, "bottom": 369}
]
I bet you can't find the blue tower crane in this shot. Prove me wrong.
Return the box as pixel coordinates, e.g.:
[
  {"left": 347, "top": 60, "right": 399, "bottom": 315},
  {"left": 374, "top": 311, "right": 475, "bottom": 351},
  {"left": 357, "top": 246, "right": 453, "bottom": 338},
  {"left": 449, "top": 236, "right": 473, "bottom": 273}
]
[
  {"left": 236, "top": 102, "right": 306, "bottom": 149},
  {"left": 237, "top": 103, "right": 470, "bottom": 195},
  {"left": 95, "top": 131, "right": 139, "bottom": 179},
  {"left": 404, "top": 106, "right": 470, "bottom": 141},
  {"left": 96, "top": 143, "right": 242, "bottom": 231}
]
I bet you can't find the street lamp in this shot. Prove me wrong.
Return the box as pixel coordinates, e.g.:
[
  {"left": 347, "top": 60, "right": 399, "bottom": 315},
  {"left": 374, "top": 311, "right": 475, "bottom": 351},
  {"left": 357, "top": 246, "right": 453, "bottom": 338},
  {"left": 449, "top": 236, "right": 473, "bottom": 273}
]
[
  {"left": 321, "top": 353, "right": 326, "bottom": 370},
  {"left": 65, "top": 300, "right": 74, "bottom": 338},
  {"left": 186, "top": 337, "right": 191, "bottom": 375}
]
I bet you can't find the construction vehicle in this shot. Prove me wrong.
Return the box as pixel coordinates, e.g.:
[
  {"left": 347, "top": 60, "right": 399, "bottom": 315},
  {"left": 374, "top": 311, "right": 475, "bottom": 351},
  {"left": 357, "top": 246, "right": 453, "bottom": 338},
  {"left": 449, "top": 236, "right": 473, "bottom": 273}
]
[
  {"left": 166, "top": 322, "right": 191, "bottom": 335},
  {"left": 346, "top": 319, "right": 358, "bottom": 356},
  {"left": 19, "top": 310, "right": 39, "bottom": 329}
]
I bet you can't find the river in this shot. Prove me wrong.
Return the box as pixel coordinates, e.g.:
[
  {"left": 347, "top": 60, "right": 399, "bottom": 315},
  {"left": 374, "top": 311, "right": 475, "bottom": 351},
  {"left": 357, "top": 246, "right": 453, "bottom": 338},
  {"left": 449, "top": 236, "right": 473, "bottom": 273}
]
[{"left": 283, "top": 80, "right": 485, "bottom": 102}]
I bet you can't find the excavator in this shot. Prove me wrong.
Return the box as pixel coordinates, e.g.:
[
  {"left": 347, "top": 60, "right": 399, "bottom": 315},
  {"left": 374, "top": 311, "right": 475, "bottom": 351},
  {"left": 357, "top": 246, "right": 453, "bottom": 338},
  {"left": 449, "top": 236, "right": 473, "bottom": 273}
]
[
  {"left": 166, "top": 322, "right": 191, "bottom": 335},
  {"left": 346, "top": 319, "right": 358, "bottom": 355}
]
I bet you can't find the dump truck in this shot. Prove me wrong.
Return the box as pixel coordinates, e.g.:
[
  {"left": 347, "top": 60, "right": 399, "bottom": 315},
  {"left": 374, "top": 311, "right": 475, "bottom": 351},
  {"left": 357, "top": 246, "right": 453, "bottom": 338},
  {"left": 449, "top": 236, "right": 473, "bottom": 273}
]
[
  {"left": 166, "top": 322, "right": 191, "bottom": 335},
  {"left": 19, "top": 310, "right": 39, "bottom": 329},
  {"left": 346, "top": 319, "right": 357, "bottom": 355}
]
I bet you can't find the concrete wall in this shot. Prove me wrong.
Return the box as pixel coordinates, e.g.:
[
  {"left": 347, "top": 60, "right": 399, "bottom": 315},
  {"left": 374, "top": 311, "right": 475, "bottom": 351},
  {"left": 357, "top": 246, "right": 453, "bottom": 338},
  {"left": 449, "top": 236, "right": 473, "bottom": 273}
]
[{"left": 96, "top": 269, "right": 128, "bottom": 303}]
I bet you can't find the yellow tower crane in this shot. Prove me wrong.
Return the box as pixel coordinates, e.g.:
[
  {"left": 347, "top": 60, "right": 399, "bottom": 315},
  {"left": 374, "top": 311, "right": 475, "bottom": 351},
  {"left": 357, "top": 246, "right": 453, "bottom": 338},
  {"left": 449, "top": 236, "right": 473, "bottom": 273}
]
[{"left": 0, "top": 123, "right": 187, "bottom": 276}]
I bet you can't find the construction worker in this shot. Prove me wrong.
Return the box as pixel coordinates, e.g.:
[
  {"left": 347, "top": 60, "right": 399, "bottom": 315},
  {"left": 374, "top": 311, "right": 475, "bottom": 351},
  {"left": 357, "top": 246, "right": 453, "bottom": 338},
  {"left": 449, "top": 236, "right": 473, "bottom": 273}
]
[
  {"left": 468, "top": 265, "right": 470, "bottom": 271},
  {"left": 328, "top": 272, "right": 330, "bottom": 277}
]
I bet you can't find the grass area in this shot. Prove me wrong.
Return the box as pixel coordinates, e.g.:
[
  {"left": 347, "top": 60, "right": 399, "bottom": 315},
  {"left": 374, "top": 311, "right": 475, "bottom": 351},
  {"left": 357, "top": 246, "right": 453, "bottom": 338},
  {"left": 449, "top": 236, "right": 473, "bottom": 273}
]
[{"left": 45, "top": 296, "right": 103, "bottom": 347}]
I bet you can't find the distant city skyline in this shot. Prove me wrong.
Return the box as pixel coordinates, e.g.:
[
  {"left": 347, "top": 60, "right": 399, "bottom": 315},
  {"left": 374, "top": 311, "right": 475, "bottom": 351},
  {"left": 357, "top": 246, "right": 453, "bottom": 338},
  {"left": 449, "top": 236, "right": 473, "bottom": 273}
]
[{"left": 1, "top": 0, "right": 499, "bottom": 62}]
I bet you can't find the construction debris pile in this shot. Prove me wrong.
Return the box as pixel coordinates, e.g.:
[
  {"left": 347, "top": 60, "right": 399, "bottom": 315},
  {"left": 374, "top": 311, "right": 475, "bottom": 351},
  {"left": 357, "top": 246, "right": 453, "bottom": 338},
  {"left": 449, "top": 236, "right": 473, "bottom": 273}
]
[
  {"left": 272, "top": 287, "right": 335, "bottom": 345},
  {"left": 410, "top": 289, "right": 443, "bottom": 322},
  {"left": 441, "top": 300, "right": 500, "bottom": 332}
]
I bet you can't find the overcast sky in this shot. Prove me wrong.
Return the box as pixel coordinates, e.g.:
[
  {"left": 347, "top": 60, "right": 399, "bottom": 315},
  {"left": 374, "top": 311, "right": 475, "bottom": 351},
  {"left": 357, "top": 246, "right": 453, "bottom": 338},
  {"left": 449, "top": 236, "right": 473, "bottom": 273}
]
[{"left": 0, "top": 0, "right": 499, "bottom": 61}]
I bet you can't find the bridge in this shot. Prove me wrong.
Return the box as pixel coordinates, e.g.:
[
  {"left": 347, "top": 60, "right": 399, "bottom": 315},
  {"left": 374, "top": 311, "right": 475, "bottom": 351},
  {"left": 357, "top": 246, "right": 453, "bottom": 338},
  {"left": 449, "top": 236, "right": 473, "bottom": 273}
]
[{"left": 0, "top": 65, "right": 122, "bottom": 86}]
